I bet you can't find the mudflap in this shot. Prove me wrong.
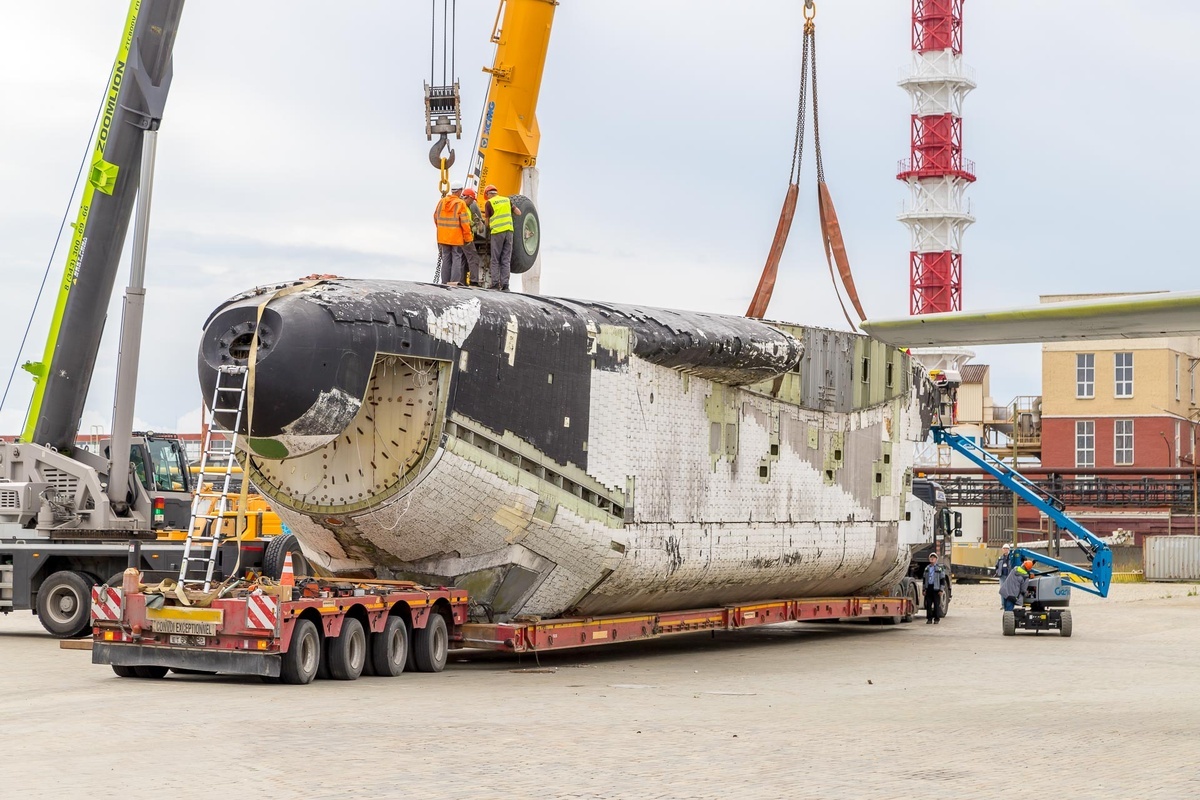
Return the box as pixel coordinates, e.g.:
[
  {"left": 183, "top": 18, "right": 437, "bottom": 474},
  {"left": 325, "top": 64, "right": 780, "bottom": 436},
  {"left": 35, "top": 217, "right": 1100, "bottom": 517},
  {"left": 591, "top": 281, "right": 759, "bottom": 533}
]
[
  {"left": 93, "top": 642, "right": 280, "bottom": 677},
  {"left": 1014, "top": 608, "right": 1063, "bottom": 634}
]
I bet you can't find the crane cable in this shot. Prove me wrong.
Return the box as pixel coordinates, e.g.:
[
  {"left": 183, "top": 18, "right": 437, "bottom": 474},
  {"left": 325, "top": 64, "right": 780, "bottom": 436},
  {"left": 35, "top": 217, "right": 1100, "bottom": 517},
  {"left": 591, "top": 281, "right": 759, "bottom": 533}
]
[{"left": 746, "top": 1, "right": 866, "bottom": 328}]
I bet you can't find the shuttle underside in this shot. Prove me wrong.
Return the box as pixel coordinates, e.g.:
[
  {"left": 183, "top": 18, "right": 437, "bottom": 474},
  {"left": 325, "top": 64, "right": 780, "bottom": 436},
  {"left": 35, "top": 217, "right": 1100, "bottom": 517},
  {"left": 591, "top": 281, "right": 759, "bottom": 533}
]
[{"left": 200, "top": 280, "right": 932, "bottom": 621}]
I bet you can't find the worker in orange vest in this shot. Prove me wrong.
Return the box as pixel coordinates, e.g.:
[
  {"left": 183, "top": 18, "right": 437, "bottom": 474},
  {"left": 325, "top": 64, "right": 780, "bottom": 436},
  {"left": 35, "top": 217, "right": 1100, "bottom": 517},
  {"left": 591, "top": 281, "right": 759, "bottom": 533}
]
[{"left": 434, "top": 182, "right": 474, "bottom": 284}]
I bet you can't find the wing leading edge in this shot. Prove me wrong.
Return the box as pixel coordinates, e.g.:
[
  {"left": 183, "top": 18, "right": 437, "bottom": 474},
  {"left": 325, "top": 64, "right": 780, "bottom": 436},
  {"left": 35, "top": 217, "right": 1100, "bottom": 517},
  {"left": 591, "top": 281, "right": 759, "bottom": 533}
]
[{"left": 861, "top": 291, "right": 1200, "bottom": 347}]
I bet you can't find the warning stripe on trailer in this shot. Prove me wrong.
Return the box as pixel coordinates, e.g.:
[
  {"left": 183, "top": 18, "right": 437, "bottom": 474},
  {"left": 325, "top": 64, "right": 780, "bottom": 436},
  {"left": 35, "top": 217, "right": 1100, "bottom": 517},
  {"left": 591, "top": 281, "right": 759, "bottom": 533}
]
[
  {"left": 246, "top": 594, "right": 278, "bottom": 630},
  {"left": 90, "top": 587, "right": 122, "bottom": 622}
]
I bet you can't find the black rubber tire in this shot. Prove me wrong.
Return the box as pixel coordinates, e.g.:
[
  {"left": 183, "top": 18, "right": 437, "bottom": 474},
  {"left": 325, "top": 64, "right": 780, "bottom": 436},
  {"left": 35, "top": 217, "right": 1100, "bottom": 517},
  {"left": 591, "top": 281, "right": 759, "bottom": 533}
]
[
  {"left": 371, "top": 616, "right": 409, "bottom": 677},
  {"left": 280, "top": 619, "right": 321, "bottom": 685},
  {"left": 1059, "top": 610, "right": 1073, "bottom": 638},
  {"left": 170, "top": 668, "right": 215, "bottom": 676},
  {"left": 901, "top": 580, "right": 918, "bottom": 624},
  {"left": 937, "top": 588, "right": 950, "bottom": 619},
  {"left": 112, "top": 664, "right": 138, "bottom": 678},
  {"left": 132, "top": 665, "right": 169, "bottom": 679},
  {"left": 412, "top": 613, "right": 449, "bottom": 673},
  {"left": 508, "top": 194, "right": 540, "bottom": 275},
  {"left": 36, "top": 570, "right": 94, "bottom": 638},
  {"left": 326, "top": 618, "right": 367, "bottom": 681},
  {"left": 262, "top": 533, "right": 310, "bottom": 582},
  {"left": 1002, "top": 611, "right": 1016, "bottom": 636}
]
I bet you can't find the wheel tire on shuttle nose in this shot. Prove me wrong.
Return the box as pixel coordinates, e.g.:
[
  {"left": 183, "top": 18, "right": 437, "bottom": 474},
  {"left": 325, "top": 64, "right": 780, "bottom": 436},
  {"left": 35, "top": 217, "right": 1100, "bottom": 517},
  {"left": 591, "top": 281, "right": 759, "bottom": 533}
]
[
  {"left": 508, "top": 194, "right": 540, "bottom": 275},
  {"left": 263, "top": 533, "right": 310, "bottom": 582}
]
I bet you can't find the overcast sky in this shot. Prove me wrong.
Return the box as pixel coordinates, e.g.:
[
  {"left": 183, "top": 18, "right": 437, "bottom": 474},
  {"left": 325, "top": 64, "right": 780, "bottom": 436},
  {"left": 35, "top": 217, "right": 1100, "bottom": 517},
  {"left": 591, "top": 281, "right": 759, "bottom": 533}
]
[{"left": 1, "top": 1, "right": 1198, "bottom": 436}]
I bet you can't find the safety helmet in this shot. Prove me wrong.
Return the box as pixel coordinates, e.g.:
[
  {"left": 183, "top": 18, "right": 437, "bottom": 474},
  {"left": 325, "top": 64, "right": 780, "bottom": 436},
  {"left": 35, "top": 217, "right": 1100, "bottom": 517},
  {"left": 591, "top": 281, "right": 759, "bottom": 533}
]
[
  {"left": 461, "top": 187, "right": 476, "bottom": 199},
  {"left": 1002, "top": 543, "right": 1011, "bottom": 550},
  {"left": 1022, "top": 560, "right": 1034, "bottom": 571},
  {"left": 484, "top": 184, "right": 499, "bottom": 195},
  {"left": 450, "top": 181, "right": 464, "bottom": 192}
]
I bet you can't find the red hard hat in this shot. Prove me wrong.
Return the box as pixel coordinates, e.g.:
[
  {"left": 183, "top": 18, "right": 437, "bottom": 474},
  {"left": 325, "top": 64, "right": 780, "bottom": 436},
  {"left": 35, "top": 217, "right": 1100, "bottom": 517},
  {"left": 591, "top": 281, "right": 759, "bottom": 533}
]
[
  {"left": 484, "top": 184, "right": 499, "bottom": 195},
  {"left": 461, "top": 187, "right": 476, "bottom": 199}
]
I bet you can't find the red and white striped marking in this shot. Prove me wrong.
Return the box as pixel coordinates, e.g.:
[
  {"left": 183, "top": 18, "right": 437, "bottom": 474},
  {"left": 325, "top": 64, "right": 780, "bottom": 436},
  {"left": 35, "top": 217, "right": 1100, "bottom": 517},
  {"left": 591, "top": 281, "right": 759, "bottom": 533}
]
[
  {"left": 246, "top": 594, "right": 278, "bottom": 630},
  {"left": 90, "top": 587, "right": 122, "bottom": 622}
]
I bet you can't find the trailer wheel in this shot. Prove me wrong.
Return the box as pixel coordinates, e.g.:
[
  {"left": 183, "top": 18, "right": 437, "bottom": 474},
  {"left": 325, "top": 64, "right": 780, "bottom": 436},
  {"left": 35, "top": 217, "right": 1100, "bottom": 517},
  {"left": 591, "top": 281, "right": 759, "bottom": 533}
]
[
  {"left": 937, "top": 588, "right": 950, "bottom": 619},
  {"left": 133, "top": 665, "right": 169, "bottom": 679},
  {"left": 1002, "top": 611, "right": 1016, "bottom": 636},
  {"left": 412, "top": 613, "right": 449, "bottom": 673},
  {"left": 902, "top": 580, "right": 918, "bottom": 623},
  {"left": 36, "top": 570, "right": 94, "bottom": 638},
  {"left": 111, "top": 664, "right": 138, "bottom": 678},
  {"left": 280, "top": 619, "right": 321, "bottom": 685},
  {"left": 371, "top": 616, "right": 409, "bottom": 677},
  {"left": 327, "top": 617, "right": 367, "bottom": 680},
  {"left": 1059, "top": 610, "right": 1073, "bottom": 638}
]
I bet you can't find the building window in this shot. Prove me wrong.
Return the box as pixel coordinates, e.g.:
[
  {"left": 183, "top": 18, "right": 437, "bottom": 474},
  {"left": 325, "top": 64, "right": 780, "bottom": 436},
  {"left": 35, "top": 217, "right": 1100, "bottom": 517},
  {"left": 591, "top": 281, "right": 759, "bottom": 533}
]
[
  {"left": 1176, "top": 355, "right": 1182, "bottom": 402},
  {"left": 1114, "top": 352, "right": 1134, "bottom": 398},
  {"left": 1075, "top": 420, "right": 1095, "bottom": 468},
  {"left": 1114, "top": 420, "right": 1134, "bottom": 466},
  {"left": 1191, "top": 364, "right": 1196, "bottom": 405},
  {"left": 1176, "top": 420, "right": 1182, "bottom": 468},
  {"left": 1076, "top": 353, "right": 1094, "bottom": 398}
]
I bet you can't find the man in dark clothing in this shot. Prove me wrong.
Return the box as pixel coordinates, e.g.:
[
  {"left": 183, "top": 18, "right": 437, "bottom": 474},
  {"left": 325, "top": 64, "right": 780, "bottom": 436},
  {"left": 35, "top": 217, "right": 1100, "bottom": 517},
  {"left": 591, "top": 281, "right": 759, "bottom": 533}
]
[
  {"left": 995, "top": 543, "right": 1013, "bottom": 581},
  {"left": 924, "top": 553, "right": 944, "bottom": 624},
  {"left": 999, "top": 560, "right": 1034, "bottom": 612}
]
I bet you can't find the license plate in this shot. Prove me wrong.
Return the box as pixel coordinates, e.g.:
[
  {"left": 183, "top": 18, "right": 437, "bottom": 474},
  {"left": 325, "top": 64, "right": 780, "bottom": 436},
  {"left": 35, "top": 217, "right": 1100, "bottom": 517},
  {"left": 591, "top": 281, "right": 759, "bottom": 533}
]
[
  {"left": 151, "top": 619, "right": 218, "bottom": 637},
  {"left": 169, "top": 634, "right": 207, "bottom": 646}
]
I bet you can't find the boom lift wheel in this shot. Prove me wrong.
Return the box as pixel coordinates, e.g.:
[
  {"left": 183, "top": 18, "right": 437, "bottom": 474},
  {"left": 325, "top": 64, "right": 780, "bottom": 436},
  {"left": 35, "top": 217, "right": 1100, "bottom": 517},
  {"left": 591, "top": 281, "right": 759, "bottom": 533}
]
[
  {"left": 36, "top": 570, "right": 95, "bottom": 638},
  {"left": 371, "top": 616, "right": 409, "bottom": 677},
  {"left": 327, "top": 617, "right": 367, "bottom": 680},
  {"left": 1059, "top": 610, "right": 1073, "bottom": 638},
  {"left": 280, "top": 619, "right": 321, "bottom": 685},
  {"left": 1002, "top": 611, "right": 1016, "bottom": 636},
  {"left": 412, "top": 613, "right": 449, "bottom": 673}
]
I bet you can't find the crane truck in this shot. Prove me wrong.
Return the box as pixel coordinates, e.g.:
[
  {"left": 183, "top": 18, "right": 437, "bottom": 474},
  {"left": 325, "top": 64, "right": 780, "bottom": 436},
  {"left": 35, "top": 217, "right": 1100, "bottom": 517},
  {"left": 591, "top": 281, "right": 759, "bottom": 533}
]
[{"left": 0, "top": 0, "right": 284, "bottom": 639}]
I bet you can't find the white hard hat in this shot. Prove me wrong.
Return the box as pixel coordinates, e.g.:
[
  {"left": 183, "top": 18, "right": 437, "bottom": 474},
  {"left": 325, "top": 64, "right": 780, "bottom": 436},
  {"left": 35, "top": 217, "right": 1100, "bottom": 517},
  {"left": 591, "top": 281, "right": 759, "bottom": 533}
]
[{"left": 450, "top": 181, "right": 464, "bottom": 192}]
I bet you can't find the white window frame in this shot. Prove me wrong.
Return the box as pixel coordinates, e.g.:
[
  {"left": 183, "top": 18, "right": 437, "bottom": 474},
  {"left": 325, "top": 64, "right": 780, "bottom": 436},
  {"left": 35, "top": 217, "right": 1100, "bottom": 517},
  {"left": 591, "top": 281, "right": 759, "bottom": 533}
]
[
  {"left": 1176, "top": 420, "right": 1182, "bottom": 468},
  {"left": 1075, "top": 353, "right": 1094, "bottom": 399},
  {"left": 1075, "top": 420, "right": 1095, "bottom": 468},
  {"left": 1114, "top": 352, "right": 1134, "bottom": 398},
  {"left": 1114, "top": 419, "right": 1134, "bottom": 466},
  {"left": 1176, "top": 354, "right": 1182, "bottom": 402}
]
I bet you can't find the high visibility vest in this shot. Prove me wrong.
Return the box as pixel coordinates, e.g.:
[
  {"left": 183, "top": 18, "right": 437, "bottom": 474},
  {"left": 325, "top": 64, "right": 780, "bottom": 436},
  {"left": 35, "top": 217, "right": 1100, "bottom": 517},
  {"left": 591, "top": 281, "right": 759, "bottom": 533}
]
[
  {"left": 434, "top": 196, "right": 470, "bottom": 245},
  {"left": 488, "top": 195, "right": 514, "bottom": 234}
]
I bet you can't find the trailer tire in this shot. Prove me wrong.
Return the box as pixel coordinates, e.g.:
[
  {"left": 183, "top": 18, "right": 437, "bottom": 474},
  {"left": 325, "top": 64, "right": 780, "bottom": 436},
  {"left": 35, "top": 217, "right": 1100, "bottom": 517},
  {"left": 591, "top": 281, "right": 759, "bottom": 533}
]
[
  {"left": 937, "top": 588, "right": 950, "bottom": 619},
  {"left": 509, "top": 194, "right": 540, "bottom": 275},
  {"left": 111, "top": 664, "right": 138, "bottom": 678},
  {"left": 371, "top": 616, "right": 409, "bottom": 677},
  {"left": 902, "top": 580, "right": 918, "bottom": 623},
  {"left": 36, "top": 570, "right": 94, "bottom": 638},
  {"left": 263, "top": 533, "right": 310, "bottom": 582},
  {"left": 1002, "top": 611, "right": 1016, "bottom": 636},
  {"left": 327, "top": 617, "right": 367, "bottom": 680},
  {"left": 1059, "top": 610, "right": 1073, "bottom": 638},
  {"left": 281, "top": 619, "right": 321, "bottom": 685},
  {"left": 412, "top": 613, "right": 449, "bottom": 673},
  {"left": 133, "top": 665, "right": 169, "bottom": 679}
]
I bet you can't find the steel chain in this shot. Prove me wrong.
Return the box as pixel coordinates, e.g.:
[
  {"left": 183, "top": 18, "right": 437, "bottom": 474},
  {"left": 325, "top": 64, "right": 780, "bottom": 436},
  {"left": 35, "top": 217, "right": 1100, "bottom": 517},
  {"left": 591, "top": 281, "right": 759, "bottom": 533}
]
[{"left": 811, "top": 26, "right": 824, "bottom": 184}]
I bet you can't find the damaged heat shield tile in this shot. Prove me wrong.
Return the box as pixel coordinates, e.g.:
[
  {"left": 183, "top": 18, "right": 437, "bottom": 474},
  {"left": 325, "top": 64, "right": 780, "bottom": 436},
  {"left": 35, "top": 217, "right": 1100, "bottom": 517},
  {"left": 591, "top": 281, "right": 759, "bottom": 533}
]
[
  {"left": 427, "top": 297, "right": 482, "bottom": 347},
  {"left": 279, "top": 387, "right": 362, "bottom": 451}
]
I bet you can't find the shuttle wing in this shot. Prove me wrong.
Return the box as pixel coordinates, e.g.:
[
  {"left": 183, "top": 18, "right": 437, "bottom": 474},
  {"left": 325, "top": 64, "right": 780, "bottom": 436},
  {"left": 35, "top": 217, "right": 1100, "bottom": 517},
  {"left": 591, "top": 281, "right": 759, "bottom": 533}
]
[{"left": 861, "top": 291, "right": 1200, "bottom": 347}]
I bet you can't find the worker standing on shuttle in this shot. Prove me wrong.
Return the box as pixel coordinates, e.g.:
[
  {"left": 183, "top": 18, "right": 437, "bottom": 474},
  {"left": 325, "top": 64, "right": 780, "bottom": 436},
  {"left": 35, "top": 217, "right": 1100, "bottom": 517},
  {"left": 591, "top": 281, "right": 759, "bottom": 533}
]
[
  {"left": 483, "top": 184, "right": 514, "bottom": 291},
  {"left": 924, "top": 553, "right": 944, "bottom": 624},
  {"left": 461, "top": 187, "right": 487, "bottom": 286},
  {"left": 435, "top": 183, "right": 473, "bottom": 284}
]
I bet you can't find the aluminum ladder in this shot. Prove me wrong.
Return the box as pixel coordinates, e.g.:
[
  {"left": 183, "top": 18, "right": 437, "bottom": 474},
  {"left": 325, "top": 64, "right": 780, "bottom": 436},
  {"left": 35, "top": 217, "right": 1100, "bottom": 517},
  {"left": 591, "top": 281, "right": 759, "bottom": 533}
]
[{"left": 178, "top": 365, "right": 249, "bottom": 591}]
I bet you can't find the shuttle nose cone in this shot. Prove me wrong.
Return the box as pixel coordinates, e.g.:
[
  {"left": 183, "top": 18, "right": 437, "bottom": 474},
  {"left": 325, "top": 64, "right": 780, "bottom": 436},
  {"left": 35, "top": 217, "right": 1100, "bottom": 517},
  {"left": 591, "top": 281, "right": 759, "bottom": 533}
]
[{"left": 198, "top": 292, "right": 371, "bottom": 459}]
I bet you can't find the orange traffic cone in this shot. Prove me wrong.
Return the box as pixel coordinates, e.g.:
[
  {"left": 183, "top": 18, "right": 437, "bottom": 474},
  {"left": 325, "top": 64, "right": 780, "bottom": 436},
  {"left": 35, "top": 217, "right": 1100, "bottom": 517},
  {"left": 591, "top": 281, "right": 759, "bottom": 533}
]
[{"left": 280, "top": 552, "right": 295, "bottom": 600}]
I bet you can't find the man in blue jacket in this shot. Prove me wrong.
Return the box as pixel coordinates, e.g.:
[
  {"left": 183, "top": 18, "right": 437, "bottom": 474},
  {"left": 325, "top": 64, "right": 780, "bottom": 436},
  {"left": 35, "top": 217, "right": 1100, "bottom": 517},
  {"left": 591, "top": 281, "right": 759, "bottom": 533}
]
[{"left": 924, "top": 553, "right": 945, "bottom": 624}]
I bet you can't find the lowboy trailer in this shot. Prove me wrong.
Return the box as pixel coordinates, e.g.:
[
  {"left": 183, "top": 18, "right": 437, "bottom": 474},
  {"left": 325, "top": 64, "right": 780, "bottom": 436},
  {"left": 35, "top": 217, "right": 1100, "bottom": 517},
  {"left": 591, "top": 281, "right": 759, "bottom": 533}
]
[{"left": 91, "top": 573, "right": 912, "bottom": 684}]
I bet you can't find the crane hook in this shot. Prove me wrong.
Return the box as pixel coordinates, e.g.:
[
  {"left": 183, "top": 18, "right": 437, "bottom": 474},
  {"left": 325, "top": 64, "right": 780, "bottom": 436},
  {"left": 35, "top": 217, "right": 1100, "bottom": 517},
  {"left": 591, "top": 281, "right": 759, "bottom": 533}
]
[{"left": 429, "top": 134, "right": 456, "bottom": 170}]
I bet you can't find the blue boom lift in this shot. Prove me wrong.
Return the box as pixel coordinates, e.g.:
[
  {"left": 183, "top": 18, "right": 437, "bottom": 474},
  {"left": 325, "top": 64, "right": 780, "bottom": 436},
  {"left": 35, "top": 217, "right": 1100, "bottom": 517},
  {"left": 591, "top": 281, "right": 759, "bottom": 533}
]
[{"left": 927, "top": 369, "right": 1112, "bottom": 637}]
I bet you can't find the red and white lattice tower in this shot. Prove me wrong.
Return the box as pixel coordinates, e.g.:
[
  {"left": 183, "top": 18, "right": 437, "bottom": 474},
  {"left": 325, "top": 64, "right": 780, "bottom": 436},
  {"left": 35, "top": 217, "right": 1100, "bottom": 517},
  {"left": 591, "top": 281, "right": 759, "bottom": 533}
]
[{"left": 897, "top": 0, "right": 976, "bottom": 315}]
